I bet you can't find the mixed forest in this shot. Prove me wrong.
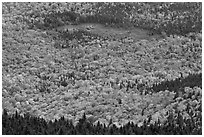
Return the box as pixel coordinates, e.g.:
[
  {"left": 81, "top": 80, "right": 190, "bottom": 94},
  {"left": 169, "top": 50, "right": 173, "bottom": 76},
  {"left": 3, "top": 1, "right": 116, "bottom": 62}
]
[{"left": 2, "top": 2, "right": 202, "bottom": 135}]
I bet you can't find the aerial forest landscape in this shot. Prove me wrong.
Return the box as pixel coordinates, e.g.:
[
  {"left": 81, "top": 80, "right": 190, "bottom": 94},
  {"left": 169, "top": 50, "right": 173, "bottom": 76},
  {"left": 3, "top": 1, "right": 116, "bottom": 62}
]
[{"left": 2, "top": 2, "right": 202, "bottom": 135}]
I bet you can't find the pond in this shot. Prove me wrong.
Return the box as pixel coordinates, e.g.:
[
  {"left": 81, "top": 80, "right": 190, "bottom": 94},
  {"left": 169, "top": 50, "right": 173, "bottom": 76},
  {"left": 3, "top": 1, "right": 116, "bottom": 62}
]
[{"left": 55, "top": 23, "right": 162, "bottom": 42}]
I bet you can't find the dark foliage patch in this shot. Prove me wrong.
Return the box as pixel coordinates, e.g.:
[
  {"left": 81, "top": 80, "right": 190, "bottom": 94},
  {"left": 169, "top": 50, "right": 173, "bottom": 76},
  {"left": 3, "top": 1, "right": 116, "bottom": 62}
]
[
  {"left": 148, "top": 73, "right": 202, "bottom": 97},
  {"left": 2, "top": 109, "right": 202, "bottom": 135}
]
